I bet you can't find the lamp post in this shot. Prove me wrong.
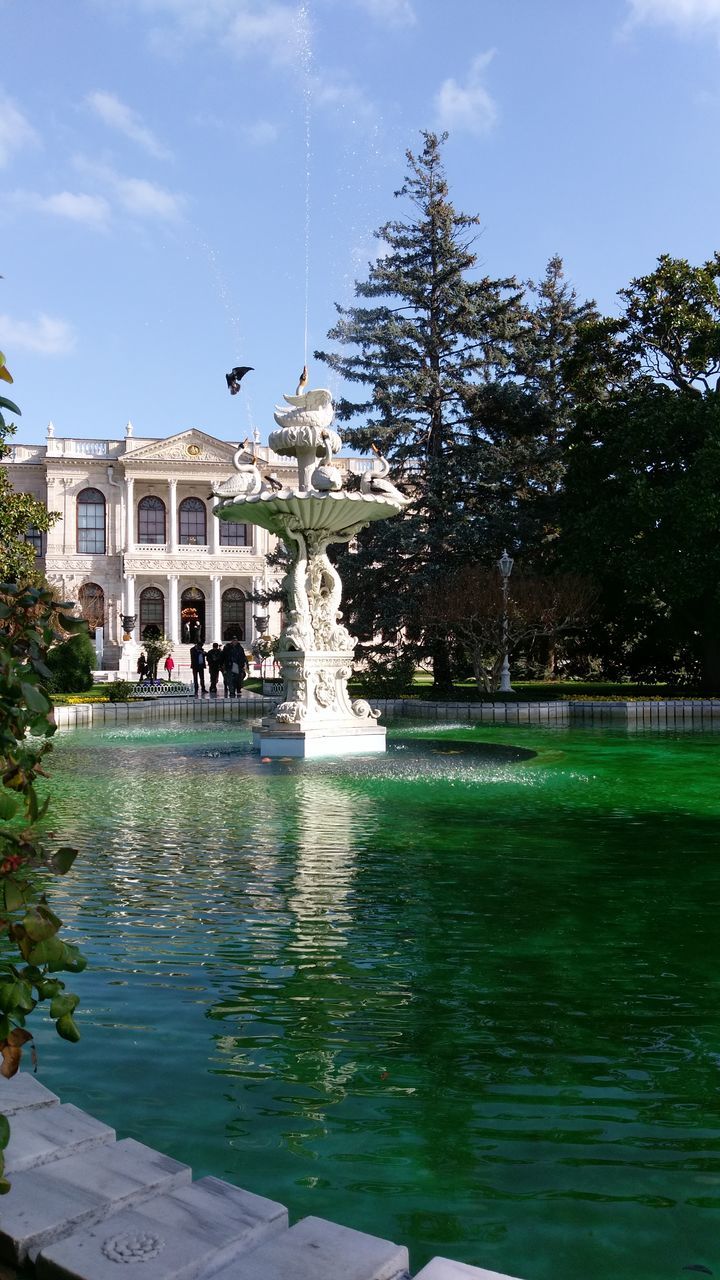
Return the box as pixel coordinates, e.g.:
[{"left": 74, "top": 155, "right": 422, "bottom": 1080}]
[{"left": 497, "top": 549, "right": 514, "bottom": 694}]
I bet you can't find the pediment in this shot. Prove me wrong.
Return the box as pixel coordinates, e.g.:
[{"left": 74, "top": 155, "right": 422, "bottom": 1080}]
[{"left": 124, "top": 430, "right": 238, "bottom": 465}]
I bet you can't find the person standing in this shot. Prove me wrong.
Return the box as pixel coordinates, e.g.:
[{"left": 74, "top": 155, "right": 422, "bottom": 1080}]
[
  {"left": 190, "top": 641, "right": 207, "bottom": 696},
  {"left": 223, "top": 639, "right": 248, "bottom": 698},
  {"left": 137, "top": 653, "right": 147, "bottom": 681},
  {"left": 164, "top": 653, "right": 175, "bottom": 682},
  {"left": 207, "top": 642, "right": 224, "bottom": 696}
]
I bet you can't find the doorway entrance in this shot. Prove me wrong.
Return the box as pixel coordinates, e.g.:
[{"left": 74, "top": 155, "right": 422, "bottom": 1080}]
[{"left": 181, "top": 586, "right": 205, "bottom": 643}]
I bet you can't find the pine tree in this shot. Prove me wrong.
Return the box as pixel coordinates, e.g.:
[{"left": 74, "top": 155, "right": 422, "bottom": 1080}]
[{"left": 315, "top": 131, "right": 523, "bottom": 691}]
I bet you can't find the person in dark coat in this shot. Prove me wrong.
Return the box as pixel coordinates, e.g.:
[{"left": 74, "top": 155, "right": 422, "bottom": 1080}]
[
  {"left": 137, "top": 653, "right": 147, "bottom": 681},
  {"left": 190, "top": 642, "right": 207, "bottom": 696},
  {"left": 223, "top": 640, "right": 248, "bottom": 698},
  {"left": 207, "top": 642, "right": 224, "bottom": 697}
]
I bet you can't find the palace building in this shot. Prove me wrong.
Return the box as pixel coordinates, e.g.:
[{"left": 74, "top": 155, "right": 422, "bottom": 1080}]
[{"left": 7, "top": 420, "right": 369, "bottom": 671}]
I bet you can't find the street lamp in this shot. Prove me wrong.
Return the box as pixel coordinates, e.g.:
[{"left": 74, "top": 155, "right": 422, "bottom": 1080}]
[{"left": 497, "top": 549, "right": 514, "bottom": 694}]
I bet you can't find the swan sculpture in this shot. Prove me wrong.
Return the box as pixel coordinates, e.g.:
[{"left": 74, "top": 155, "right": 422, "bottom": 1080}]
[
  {"left": 311, "top": 430, "right": 344, "bottom": 492},
  {"left": 272, "top": 387, "right": 336, "bottom": 437},
  {"left": 210, "top": 439, "right": 262, "bottom": 503},
  {"left": 359, "top": 444, "right": 408, "bottom": 505}
]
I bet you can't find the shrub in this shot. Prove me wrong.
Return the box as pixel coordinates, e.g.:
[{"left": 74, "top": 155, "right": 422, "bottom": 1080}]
[
  {"left": 354, "top": 650, "right": 417, "bottom": 698},
  {"left": 46, "top": 629, "right": 95, "bottom": 694},
  {"left": 105, "top": 680, "right": 134, "bottom": 702}
]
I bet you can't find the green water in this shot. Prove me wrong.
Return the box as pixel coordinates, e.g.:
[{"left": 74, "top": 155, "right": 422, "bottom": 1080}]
[{"left": 29, "top": 722, "right": 720, "bottom": 1279}]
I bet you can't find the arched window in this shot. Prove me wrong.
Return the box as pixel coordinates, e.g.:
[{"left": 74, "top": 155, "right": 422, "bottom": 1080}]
[
  {"left": 222, "top": 588, "right": 246, "bottom": 640},
  {"left": 77, "top": 488, "right": 106, "bottom": 554},
  {"left": 179, "top": 497, "right": 207, "bottom": 545},
  {"left": 139, "top": 586, "right": 164, "bottom": 639},
  {"left": 219, "top": 521, "right": 248, "bottom": 547},
  {"left": 138, "top": 495, "right": 166, "bottom": 545},
  {"left": 181, "top": 586, "right": 205, "bottom": 642},
  {"left": 78, "top": 583, "right": 104, "bottom": 634}
]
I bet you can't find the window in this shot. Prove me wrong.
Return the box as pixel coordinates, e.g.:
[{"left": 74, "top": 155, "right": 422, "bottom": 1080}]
[
  {"left": 25, "top": 526, "right": 45, "bottom": 556},
  {"left": 139, "top": 586, "right": 164, "bottom": 638},
  {"left": 78, "top": 583, "right": 104, "bottom": 634},
  {"left": 77, "top": 488, "right": 106, "bottom": 554},
  {"left": 179, "top": 497, "right": 207, "bottom": 545},
  {"left": 138, "top": 495, "right": 166, "bottom": 544},
  {"left": 222, "top": 588, "right": 246, "bottom": 640},
  {"left": 219, "top": 521, "right": 248, "bottom": 547}
]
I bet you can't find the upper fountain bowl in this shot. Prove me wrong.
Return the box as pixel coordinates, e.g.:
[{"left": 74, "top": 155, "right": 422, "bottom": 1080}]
[{"left": 270, "top": 388, "right": 342, "bottom": 459}]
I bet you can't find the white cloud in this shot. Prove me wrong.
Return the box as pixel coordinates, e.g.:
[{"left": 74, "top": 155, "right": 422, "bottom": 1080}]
[
  {"left": 242, "top": 119, "right": 280, "bottom": 145},
  {"left": 0, "top": 94, "right": 40, "bottom": 168},
  {"left": 12, "top": 190, "right": 111, "bottom": 228},
  {"left": 223, "top": 3, "right": 302, "bottom": 64},
  {"left": 0, "top": 313, "right": 76, "bottom": 355},
  {"left": 352, "top": 0, "right": 415, "bottom": 26},
  {"left": 73, "top": 156, "right": 186, "bottom": 221},
  {"left": 115, "top": 175, "right": 185, "bottom": 219},
  {"left": 435, "top": 51, "right": 498, "bottom": 137},
  {"left": 625, "top": 0, "right": 720, "bottom": 35},
  {"left": 86, "top": 90, "right": 170, "bottom": 159}
]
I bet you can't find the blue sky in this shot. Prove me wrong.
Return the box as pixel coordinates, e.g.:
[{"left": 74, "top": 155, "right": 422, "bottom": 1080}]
[{"left": 3, "top": 0, "right": 720, "bottom": 445}]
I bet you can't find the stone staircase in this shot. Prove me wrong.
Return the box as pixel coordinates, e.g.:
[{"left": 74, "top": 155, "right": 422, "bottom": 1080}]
[{"left": 0, "top": 1075, "right": 519, "bottom": 1280}]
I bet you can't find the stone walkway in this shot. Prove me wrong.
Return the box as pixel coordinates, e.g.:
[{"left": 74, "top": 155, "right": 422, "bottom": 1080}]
[{"left": 0, "top": 1075, "right": 521, "bottom": 1280}]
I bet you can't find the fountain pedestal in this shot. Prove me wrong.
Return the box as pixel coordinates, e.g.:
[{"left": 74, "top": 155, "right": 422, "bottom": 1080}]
[{"left": 216, "top": 384, "right": 407, "bottom": 758}]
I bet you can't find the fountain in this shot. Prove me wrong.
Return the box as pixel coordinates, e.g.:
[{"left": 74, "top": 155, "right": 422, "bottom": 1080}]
[{"left": 215, "top": 379, "right": 408, "bottom": 757}]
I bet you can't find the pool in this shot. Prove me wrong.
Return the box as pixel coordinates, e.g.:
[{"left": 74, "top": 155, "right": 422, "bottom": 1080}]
[{"left": 31, "top": 721, "right": 720, "bottom": 1279}]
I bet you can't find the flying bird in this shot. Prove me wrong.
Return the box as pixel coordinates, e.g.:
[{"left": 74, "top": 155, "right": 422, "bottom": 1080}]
[{"left": 226, "top": 366, "right": 254, "bottom": 395}]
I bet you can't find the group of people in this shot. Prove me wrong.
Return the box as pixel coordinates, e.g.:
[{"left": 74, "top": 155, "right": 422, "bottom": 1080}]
[
  {"left": 136, "top": 639, "right": 249, "bottom": 697},
  {"left": 190, "top": 639, "right": 248, "bottom": 697}
]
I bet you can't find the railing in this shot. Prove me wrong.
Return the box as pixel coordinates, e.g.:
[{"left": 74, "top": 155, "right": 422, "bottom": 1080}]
[{"left": 130, "top": 543, "right": 255, "bottom": 555}]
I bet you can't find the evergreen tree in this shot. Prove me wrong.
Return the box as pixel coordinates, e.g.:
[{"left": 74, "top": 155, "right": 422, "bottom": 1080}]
[{"left": 316, "top": 131, "right": 523, "bottom": 690}]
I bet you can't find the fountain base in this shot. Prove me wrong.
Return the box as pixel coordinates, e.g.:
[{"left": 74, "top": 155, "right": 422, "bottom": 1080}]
[{"left": 253, "top": 720, "right": 386, "bottom": 758}]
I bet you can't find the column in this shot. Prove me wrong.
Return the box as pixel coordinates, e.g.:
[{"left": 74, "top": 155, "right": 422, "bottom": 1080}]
[
  {"left": 211, "top": 575, "right": 221, "bottom": 643},
  {"left": 169, "top": 479, "right": 178, "bottom": 553},
  {"left": 210, "top": 499, "right": 220, "bottom": 554},
  {"left": 125, "top": 574, "right": 135, "bottom": 617},
  {"left": 125, "top": 476, "right": 135, "bottom": 552},
  {"left": 168, "top": 575, "right": 179, "bottom": 644}
]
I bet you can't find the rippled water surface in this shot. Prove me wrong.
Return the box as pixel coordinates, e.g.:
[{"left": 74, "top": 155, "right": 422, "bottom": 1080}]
[{"left": 32, "top": 721, "right": 720, "bottom": 1279}]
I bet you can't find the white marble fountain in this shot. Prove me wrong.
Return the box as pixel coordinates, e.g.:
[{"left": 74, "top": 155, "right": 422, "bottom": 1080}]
[{"left": 215, "top": 381, "right": 408, "bottom": 757}]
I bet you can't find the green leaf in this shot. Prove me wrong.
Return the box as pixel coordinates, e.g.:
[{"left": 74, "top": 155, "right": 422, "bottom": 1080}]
[
  {"left": 0, "top": 979, "right": 35, "bottom": 1013},
  {"left": 0, "top": 790, "right": 19, "bottom": 821},
  {"left": 55, "top": 1013, "right": 80, "bottom": 1042},
  {"left": 0, "top": 397, "right": 21, "bottom": 416},
  {"left": 51, "top": 847, "right": 78, "bottom": 874},
  {"left": 3, "top": 879, "right": 25, "bottom": 913},
  {"left": 22, "top": 908, "right": 59, "bottom": 943},
  {"left": 57, "top": 614, "right": 86, "bottom": 634},
  {"left": 0, "top": 1114, "right": 9, "bottom": 1149},
  {"left": 50, "top": 992, "right": 79, "bottom": 1019},
  {"left": 20, "top": 683, "right": 50, "bottom": 715}
]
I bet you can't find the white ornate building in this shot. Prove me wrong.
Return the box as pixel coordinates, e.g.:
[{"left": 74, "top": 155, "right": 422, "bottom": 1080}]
[{"left": 7, "top": 420, "right": 347, "bottom": 669}]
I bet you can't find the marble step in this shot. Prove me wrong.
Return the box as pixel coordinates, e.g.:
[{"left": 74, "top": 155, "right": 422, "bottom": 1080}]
[
  {"left": 4, "top": 1103, "right": 115, "bottom": 1173},
  {"left": 414, "top": 1261, "right": 524, "bottom": 1280},
  {"left": 0, "top": 1075, "right": 59, "bottom": 1115},
  {"left": 207, "top": 1214, "right": 409, "bottom": 1280},
  {"left": 36, "top": 1175, "right": 287, "bottom": 1280},
  {"left": 0, "top": 1138, "right": 191, "bottom": 1268}
]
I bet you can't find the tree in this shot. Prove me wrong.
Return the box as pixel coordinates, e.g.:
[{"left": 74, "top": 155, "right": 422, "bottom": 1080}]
[
  {"left": 423, "top": 565, "right": 595, "bottom": 693},
  {"left": 0, "top": 351, "right": 58, "bottom": 585},
  {"left": 0, "top": 583, "right": 88, "bottom": 1191},
  {"left": 562, "top": 254, "right": 720, "bottom": 688},
  {"left": 316, "top": 131, "right": 524, "bottom": 691}
]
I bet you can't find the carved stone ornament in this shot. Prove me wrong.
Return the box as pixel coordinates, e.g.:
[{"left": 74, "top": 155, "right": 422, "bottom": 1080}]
[{"left": 101, "top": 1231, "right": 165, "bottom": 1264}]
